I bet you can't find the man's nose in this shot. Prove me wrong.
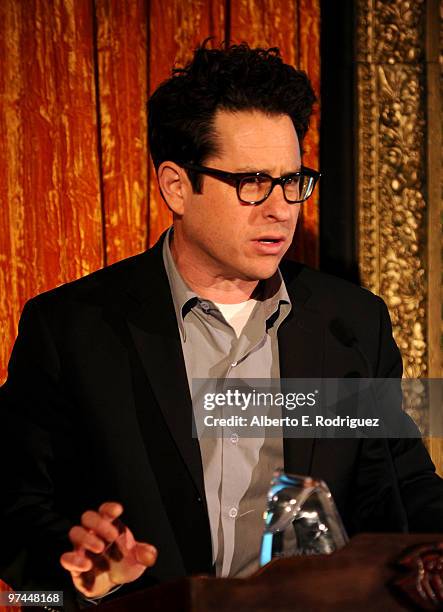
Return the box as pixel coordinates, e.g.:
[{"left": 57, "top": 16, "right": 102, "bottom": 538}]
[{"left": 260, "top": 184, "right": 294, "bottom": 221}]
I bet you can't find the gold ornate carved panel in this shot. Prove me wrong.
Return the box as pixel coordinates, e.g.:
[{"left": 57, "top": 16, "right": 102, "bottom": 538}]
[{"left": 356, "top": 0, "right": 442, "bottom": 471}]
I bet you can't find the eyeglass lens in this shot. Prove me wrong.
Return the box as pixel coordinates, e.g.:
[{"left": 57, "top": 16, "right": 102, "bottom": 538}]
[{"left": 238, "top": 174, "right": 314, "bottom": 203}]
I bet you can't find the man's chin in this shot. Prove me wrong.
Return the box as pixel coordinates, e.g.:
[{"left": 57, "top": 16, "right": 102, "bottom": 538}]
[{"left": 241, "top": 262, "right": 281, "bottom": 282}]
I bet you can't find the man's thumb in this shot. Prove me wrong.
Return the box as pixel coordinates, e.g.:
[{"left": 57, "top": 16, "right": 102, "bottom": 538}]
[{"left": 134, "top": 542, "right": 157, "bottom": 567}]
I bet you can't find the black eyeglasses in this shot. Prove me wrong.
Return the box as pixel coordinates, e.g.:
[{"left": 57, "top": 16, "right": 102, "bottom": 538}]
[{"left": 179, "top": 161, "right": 321, "bottom": 205}]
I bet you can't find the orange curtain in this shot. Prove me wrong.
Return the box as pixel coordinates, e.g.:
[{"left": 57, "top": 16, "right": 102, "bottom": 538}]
[
  {"left": 0, "top": 584, "right": 19, "bottom": 612},
  {"left": 0, "top": 0, "right": 320, "bottom": 382}
]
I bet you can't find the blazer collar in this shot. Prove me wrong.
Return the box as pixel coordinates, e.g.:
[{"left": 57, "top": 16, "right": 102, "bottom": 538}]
[
  {"left": 279, "top": 259, "right": 326, "bottom": 379},
  {"left": 278, "top": 261, "right": 326, "bottom": 476},
  {"left": 123, "top": 233, "right": 206, "bottom": 499}
]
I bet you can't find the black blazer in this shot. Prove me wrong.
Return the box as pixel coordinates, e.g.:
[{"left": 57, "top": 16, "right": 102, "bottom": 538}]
[{"left": 1, "top": 235, "right": 442, "bottom": 606}]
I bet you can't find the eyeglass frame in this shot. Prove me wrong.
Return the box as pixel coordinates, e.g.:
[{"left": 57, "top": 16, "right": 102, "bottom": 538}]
[{"left": 178, "top": 161, "right": 321, "bottom": 205}]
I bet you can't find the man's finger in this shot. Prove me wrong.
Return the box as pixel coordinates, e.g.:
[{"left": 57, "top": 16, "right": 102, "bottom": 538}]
[
  {"left": 68, "top": 525, "right": 106, "bottom": 553},
  {"left": 81, "top": 510, "right": 119, "bottom": 542},
  {"left": 60, "top": 551, "right": 92, "bottom": 574},
  {"left": 98, "top": 501, "right": 123, "bottom": 520},
  {"left": 134, "top": 542, "right": 158, "bottom": 567}
]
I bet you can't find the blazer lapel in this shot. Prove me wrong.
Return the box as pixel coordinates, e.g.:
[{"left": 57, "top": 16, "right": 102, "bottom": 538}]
[
  {"left": 278, "top": 264, "right": 326, "bottom": 476},
  {"left": 123, "top": 238, "right": 206, "bottom": 499}
]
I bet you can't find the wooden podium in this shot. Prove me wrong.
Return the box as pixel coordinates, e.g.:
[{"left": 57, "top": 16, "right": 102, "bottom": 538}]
[{"left": 95, "top": 533, "right": 443, "bottom": 611}]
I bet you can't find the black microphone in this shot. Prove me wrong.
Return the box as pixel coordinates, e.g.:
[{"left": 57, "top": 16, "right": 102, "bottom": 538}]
[{"left": 329, "top": 318, "right": 409, "bottom": 533}]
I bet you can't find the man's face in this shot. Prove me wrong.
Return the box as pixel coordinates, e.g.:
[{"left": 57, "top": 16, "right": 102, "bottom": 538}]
[{"left": 178, "top": 109, "right": 301, "bottom": 282}]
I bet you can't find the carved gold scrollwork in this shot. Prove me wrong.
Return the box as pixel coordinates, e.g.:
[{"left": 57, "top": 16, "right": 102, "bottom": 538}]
[{"left": 356, "top": 0, "right": 428, "bottom": 379}]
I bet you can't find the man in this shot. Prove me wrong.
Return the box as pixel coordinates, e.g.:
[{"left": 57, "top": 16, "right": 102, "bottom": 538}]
[{"left": 1, "top": 43, "right": 442, "bottom": 608}]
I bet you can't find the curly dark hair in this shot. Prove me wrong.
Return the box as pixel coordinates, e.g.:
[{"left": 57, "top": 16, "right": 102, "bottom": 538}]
[{"left": 148, "top": 41, "right": 316, "bottom": 191}]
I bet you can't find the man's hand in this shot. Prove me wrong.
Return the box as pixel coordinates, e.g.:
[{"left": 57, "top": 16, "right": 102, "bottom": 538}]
[{"left": 60, "top": 502, "right": 157, "bottom": 599}]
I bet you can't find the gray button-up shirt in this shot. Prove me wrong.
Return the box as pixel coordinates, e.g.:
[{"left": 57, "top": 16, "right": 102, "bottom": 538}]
[{"left": 163, "top": 228, "right": 291, "bottom": 576}]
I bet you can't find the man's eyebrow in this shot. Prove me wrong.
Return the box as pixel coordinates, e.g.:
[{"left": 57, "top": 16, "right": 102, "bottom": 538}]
[
  {"left": 232, "top": 166, "right": 266, "bottom": 173},
  {"left": 233, "top": 166, "right": 302, "bottom": 174}
]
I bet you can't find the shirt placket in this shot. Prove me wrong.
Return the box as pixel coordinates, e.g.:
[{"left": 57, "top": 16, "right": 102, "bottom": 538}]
[{"left": 219, "top": 308, "right": 272, "bottom": 576}]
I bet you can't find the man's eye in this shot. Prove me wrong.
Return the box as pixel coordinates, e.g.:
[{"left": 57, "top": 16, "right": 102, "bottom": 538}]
[{"left": 285, "top": 176, "right": 300, "bottom": 185}]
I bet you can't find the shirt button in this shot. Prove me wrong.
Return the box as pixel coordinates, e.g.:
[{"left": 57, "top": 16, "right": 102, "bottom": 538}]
[
  {"left": 231, "top": 361, "right": 238, "bottom": 367},
  {"left": 200, "top": 301, "right": 210, "bottom": 312},
  {"left": 230, "top": 433, "right": 239, "bottom": 444},
  {"left": 229, "top": 507, "right": 238, "bottom": 519}
]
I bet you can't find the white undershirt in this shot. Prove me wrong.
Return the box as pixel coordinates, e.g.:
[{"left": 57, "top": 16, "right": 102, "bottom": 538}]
[{"left": 213, "top": 299, "right": 257, "bottom": 338}]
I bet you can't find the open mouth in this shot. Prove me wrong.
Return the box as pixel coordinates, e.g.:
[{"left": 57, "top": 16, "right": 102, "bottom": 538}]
[
  {"left": 252, "top": 237, "right": 286, "bottom": 254},
  {"left": 257, "top": 237, "right": 284, "bottom": 244}
]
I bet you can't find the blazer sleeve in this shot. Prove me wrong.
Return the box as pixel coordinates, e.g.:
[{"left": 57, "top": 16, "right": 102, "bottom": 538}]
[
  {"left": 0, "top": 294, "right": 168, "bottom": 609},
  {"left": 354, "top": 297, "right": 443, "bottom": 533},
  {"left": 0, "top": 298, "right": 76, "bottom": 599}
]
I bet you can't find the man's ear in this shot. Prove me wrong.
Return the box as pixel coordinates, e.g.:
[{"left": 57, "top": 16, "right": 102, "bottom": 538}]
[{"left": 157, "top": 162, "right": 191, "bottom": 215}]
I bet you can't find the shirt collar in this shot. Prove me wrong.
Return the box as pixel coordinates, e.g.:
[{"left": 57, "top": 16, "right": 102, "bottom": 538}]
[
  {"left": 162, "top": 226, "right": 292, "bottom": 337},
  {"left": 258, "top": 266, "right": 291, "bottom": 322},
  {"left": 162, "top": 227, "right": 198, "bottom": 339}
]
